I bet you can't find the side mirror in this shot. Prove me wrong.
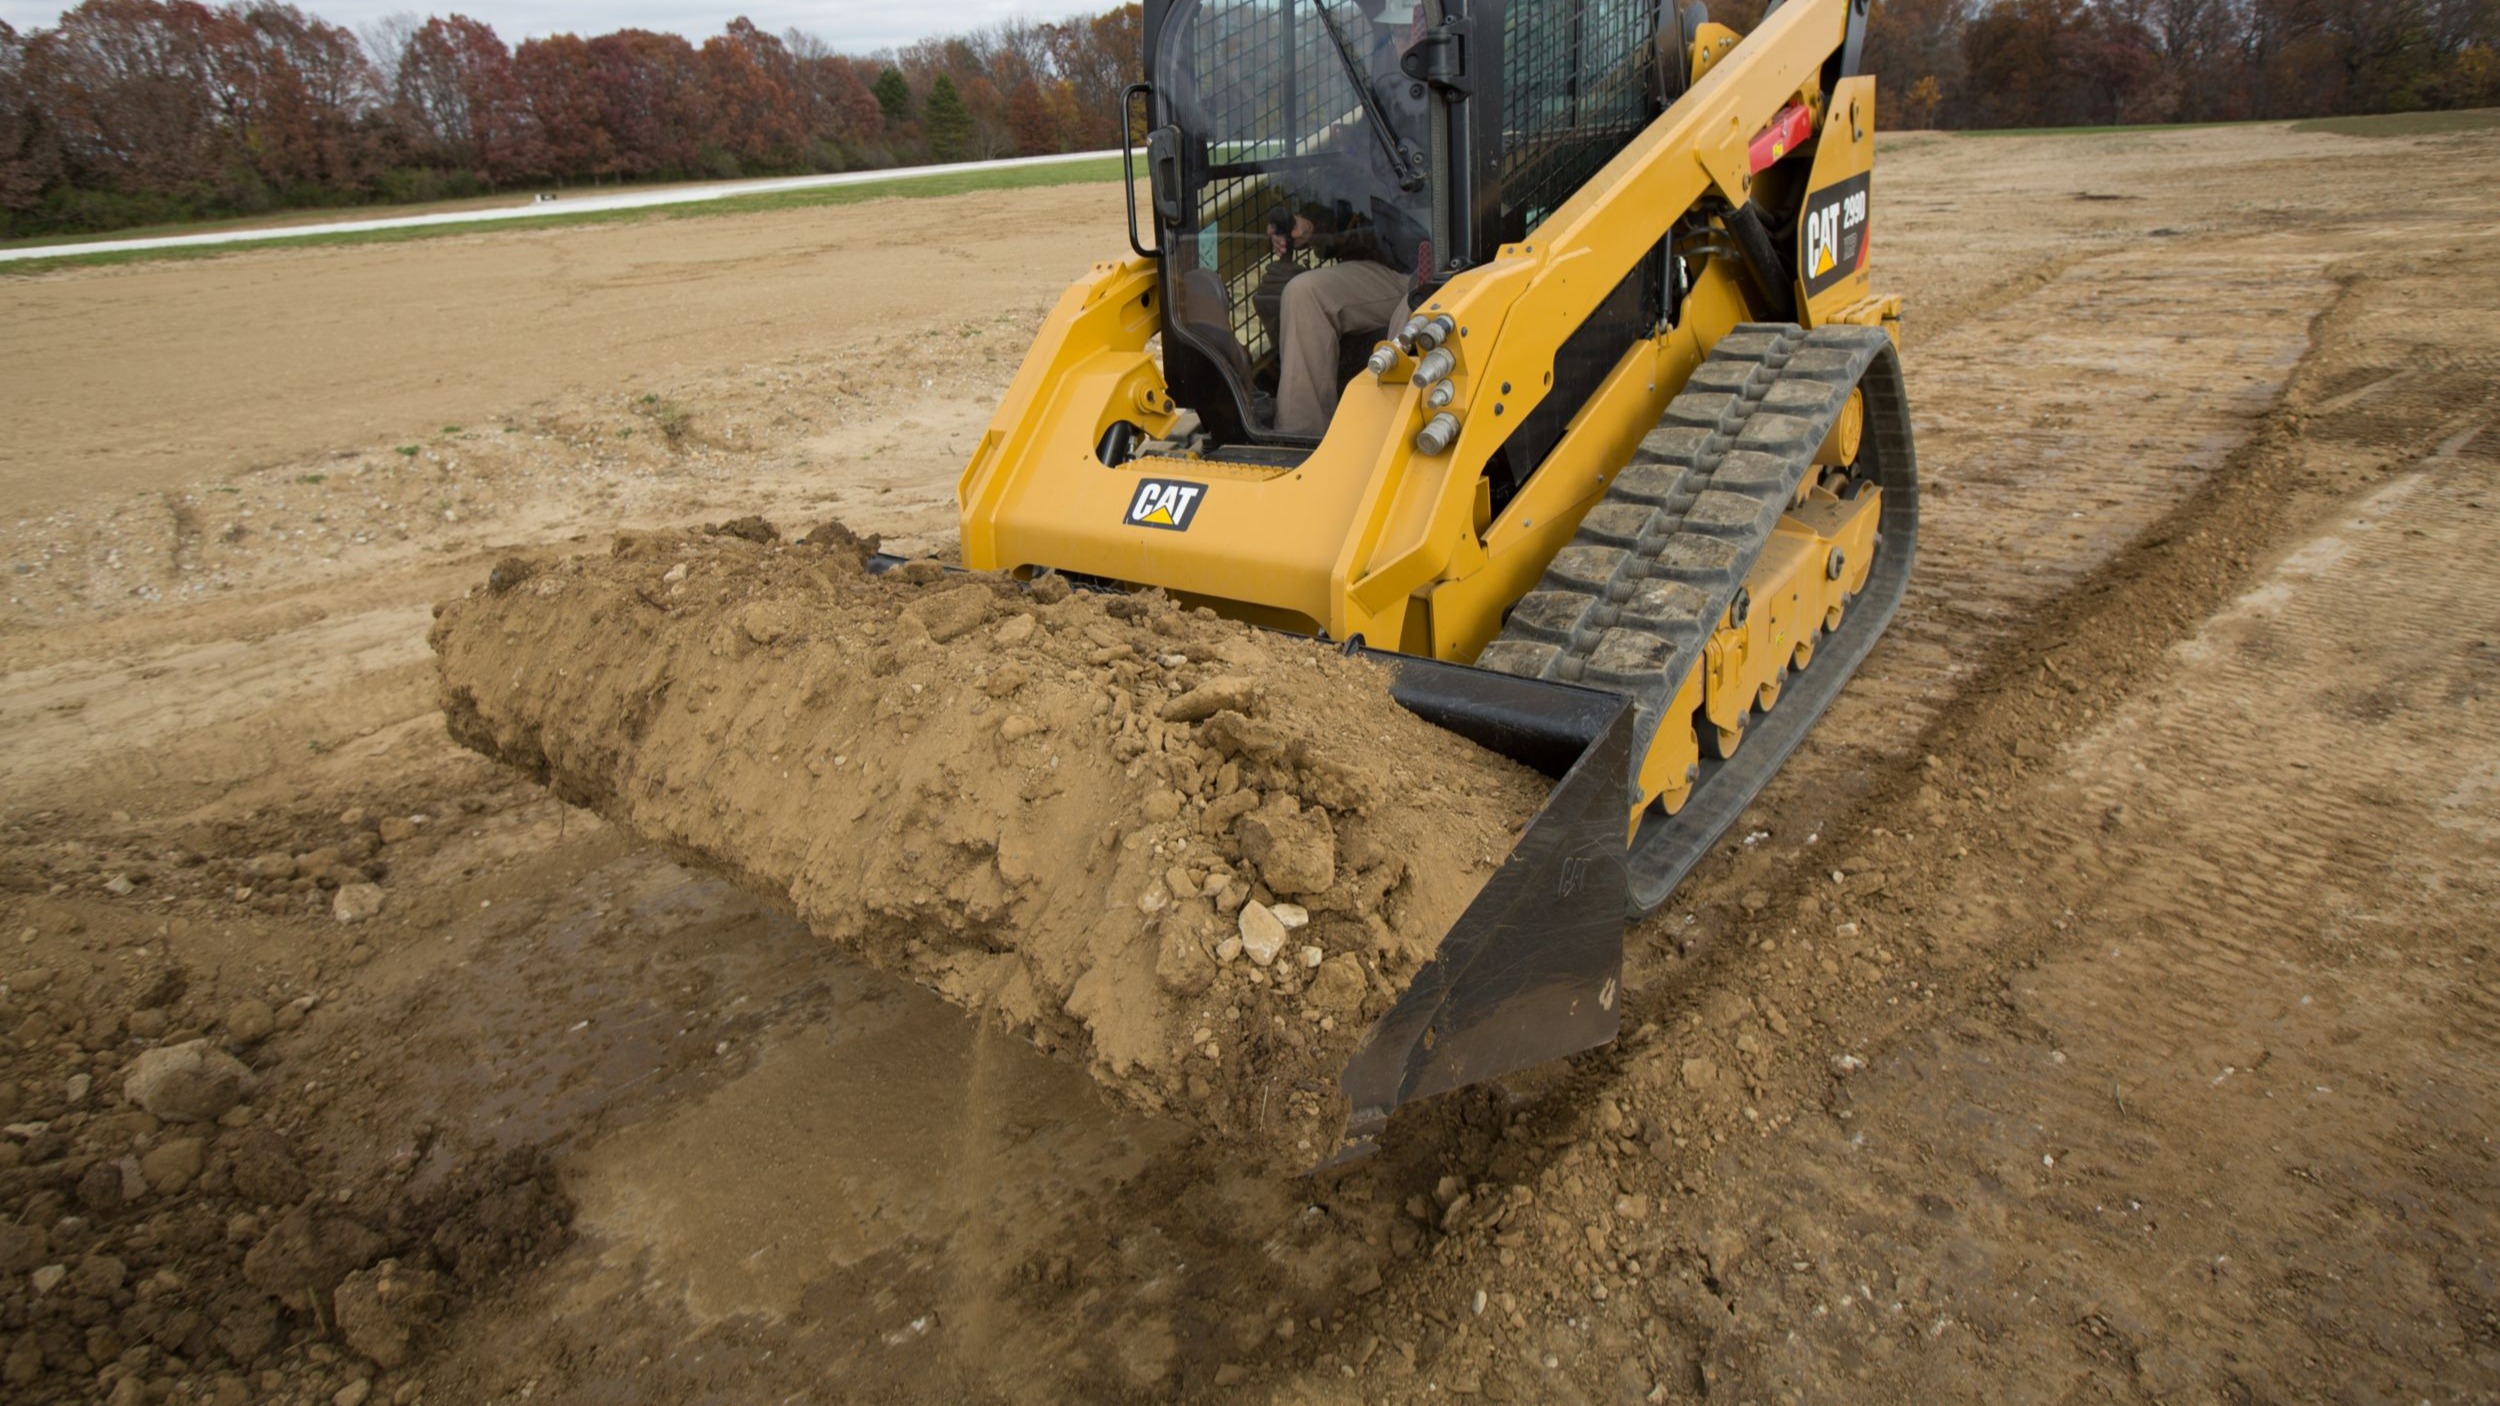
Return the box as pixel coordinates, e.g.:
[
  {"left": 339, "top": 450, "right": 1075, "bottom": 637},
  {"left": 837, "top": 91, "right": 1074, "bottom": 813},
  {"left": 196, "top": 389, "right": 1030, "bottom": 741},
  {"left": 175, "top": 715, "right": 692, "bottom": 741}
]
[
  {"left": 1652, "top": 1, "right": 1706, "bottom": 107},
  {"left": 1119, "top": 84, "right": 1167, "bottom": 258}
]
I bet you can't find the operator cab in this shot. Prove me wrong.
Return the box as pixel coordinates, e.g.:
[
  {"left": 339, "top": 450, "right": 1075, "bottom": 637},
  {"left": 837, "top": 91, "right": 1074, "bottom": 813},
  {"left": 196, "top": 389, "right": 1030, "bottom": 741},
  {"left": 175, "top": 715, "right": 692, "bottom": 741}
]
[{"left": 1134, "top": 0, "right": 1680, "bottom": 491}]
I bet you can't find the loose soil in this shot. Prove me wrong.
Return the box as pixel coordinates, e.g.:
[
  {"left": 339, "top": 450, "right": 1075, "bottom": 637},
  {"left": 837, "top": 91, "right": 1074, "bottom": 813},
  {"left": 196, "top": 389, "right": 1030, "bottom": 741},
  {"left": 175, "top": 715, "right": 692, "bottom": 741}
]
[
  {"left": 431, "top": 525, "right": 1546, "bottom": 1169},
  {"left": 1, "top": 119, "right": 2495, "bottom": 1405}
]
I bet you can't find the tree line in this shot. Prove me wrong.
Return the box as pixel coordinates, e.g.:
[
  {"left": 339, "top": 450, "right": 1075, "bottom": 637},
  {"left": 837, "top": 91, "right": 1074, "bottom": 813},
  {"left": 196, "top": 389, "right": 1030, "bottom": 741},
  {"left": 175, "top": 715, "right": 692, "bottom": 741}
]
[
  {"left": 2, "top": 0, "right": 2492, "bottom": 239},
  {"left": 1845, "top": 0, "right": 2497, "bottom": 129},
  {"left": 0, "top": 1, "right": 1142, "bottom": 236}
]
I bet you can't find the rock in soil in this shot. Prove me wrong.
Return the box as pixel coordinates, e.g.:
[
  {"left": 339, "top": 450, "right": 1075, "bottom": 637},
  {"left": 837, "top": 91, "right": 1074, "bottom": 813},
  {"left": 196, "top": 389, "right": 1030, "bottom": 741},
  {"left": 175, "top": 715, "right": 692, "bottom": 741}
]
[
  {"left": 138, "top": 1135, "right": 206, "bottom": 1192},
  {"left": 332, "top": 882, "right": 386, "bottom": 923},
  {"left": 224, "top": 996, "right": 278, "bottom": 1045},
  {"left": 226, "top": 1126, "right": 311, "bottom": 1206},
  {"left": 335, "top": 1259, "right": 447, "bottom": 1369},
  {"left": 1237, "top": 901, "right": 1290, "bottom": 967},
  {"left": 431, "top": 523, "right": 1547, "bottom": 1169},
  {"left": 243, "top": 1207, "right": 389, "bottom": 1308},
  {"left": 123, "top": 1039, "right": 256, "bottom": 1123}
]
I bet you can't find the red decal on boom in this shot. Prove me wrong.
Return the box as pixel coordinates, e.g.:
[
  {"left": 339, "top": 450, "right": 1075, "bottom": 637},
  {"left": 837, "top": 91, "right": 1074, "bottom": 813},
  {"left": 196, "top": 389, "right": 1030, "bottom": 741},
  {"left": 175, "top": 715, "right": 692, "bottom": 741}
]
[{"left": 1747, "top": 103, "right": 1816, "bottom": 173}]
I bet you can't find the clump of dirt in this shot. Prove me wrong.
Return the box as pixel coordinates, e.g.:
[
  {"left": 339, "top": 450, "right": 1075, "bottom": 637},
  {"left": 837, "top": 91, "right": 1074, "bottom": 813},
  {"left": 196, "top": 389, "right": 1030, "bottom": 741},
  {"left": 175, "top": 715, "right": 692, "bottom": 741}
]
[
  {"left": 431, "top": 523, "right": 1550, "bottom": 1168},
  {"left": 0, "top": 804, "right": 427, "bottom": 925}
]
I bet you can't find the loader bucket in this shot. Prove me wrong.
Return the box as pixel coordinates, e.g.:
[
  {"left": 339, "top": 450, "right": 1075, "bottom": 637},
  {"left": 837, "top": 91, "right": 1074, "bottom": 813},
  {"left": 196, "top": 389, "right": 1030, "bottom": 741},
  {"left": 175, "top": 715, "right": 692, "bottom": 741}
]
[
  {"left": 1323, "top": 655, "right": 1635, "bottom": 1167},
  {"left": 856, "top": 564, "right": 1639, "bottom": 1169}
]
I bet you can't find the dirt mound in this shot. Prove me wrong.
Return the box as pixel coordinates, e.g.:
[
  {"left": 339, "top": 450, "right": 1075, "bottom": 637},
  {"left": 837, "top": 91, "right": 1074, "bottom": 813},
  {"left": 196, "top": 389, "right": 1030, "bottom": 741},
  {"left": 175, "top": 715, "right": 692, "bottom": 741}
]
[{"left": 430, "top": 522, "right": 1549, "bottom": 1168}]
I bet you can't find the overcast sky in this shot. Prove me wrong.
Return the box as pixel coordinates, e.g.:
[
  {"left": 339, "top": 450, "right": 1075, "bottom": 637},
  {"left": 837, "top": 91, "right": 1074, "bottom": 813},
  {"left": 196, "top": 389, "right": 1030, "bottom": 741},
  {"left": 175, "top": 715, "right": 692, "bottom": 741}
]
[{"left": 0, "top": 0, "right": 1087, "bottom": 52}]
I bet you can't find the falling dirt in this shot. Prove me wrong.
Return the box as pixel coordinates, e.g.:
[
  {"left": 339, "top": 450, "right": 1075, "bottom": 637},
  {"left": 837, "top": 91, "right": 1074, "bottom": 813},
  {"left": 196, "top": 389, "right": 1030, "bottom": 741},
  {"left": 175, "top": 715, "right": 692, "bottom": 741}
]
[
  {"left": 2, "top": 117, "right": 2497, "bottom": 1405},
  {"left": 431, "top": 523, "right": 1546, "bottom": 1169}
]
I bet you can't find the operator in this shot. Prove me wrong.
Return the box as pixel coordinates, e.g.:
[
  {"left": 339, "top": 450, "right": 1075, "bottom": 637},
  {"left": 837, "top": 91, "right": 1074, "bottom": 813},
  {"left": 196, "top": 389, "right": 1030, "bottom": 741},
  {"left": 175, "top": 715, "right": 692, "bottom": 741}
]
[
  {"left": 1270, "top": 0, "right": 1431, "bottom": 437},
  {"left": 1251, "top": 204, "right": 1309, "bottom": 352}
]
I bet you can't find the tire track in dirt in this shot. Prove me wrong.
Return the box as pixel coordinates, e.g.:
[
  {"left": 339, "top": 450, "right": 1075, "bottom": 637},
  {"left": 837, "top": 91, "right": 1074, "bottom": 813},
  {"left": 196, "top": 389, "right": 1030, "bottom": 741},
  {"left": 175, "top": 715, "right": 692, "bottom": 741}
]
[
  {"left": 1633, "top": 239, "right": 2336, "bottom": 973},
  {"left": 2054, "top": 421, "right": 2500, "bottom": 1061},
  {"left": 1901, "top": 242, "right": 2122, "bottom": 345},
  {"left": 1661, "top": 424, "right": 2500, "bottom": 1402},
  {"left": 1315, "top": 227, "right": 2500, "bottom": 1403},
  {"left": 1872, "top": 245, "right": 2324, "bottom": 716}
]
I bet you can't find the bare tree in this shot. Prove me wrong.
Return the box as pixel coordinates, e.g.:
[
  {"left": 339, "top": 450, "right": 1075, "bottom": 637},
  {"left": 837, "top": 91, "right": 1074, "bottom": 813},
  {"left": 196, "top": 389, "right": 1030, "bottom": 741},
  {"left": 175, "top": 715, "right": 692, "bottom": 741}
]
[
  {"left": 357, "top": 9, "right": 417, "bottom": 93},
  {"left": 782, "top": 26, "right": 830, "bottom": 64}
]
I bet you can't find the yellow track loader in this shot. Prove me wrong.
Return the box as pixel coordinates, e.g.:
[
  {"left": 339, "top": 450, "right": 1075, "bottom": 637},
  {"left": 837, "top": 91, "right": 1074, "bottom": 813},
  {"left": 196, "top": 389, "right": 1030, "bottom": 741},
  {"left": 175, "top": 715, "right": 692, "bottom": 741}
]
[
  {"left": 442, "top": 0, "right": 1917, "bottom": 1170},
  {"left": 940, "top": 0, "right": 1915, "bottom": 1160}
]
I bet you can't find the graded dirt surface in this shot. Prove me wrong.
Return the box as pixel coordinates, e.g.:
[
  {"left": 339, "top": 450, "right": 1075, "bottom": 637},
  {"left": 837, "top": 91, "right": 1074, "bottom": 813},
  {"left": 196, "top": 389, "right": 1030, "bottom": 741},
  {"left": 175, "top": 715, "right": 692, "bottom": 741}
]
[
  {"left": 0, "top": 182, "right": 1122, "bottom": 519},
  {"left": 2, "top": 117, "right": 2497, "bottom": 1405}
]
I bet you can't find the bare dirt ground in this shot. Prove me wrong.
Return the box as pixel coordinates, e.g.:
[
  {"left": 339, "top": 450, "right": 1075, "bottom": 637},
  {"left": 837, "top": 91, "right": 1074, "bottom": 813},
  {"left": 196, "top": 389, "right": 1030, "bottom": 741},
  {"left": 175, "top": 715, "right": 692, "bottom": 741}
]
[{"left": 2, "top": 117, "right": 2497, "bottom": 1406}]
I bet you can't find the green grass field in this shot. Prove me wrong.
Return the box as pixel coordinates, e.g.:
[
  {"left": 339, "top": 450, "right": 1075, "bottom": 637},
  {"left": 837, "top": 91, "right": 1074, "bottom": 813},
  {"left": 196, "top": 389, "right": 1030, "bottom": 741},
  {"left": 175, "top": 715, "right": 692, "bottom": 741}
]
[
  {"left": 2289, "top": 108, "right": 2500, "bottom": 137},
  {"left": 1, "top": 156, "right": 1128, "bottom": 278}
]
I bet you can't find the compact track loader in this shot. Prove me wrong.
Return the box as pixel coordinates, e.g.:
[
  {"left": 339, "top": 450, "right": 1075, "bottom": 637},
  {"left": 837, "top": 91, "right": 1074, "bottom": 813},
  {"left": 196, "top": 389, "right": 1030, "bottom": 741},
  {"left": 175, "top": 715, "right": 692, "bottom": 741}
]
[
  {"left": 443, "top": 0, "right": 1917, "bottom": 1170},
  {"left": 948, "top": 0, "right": 1916, "bottom": 1159}
]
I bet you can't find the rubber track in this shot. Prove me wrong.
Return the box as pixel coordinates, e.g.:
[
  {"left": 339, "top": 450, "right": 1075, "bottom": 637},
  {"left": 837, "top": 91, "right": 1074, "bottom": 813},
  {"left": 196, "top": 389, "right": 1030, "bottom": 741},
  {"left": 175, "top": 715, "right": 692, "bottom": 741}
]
[{"left": 1478, "top": 321, "right": 1918, "bottom": 916}]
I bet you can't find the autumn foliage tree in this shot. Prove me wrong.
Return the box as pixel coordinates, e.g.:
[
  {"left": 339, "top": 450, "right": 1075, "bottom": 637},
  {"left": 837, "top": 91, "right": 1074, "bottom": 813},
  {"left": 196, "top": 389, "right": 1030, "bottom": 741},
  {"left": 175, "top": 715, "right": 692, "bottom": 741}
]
[
  {"left": 34, "top": 0, "right": 234, "bottom": 201},
  {"left": 700, "top": 19, "right": 805, "bottom": 172},
  {"left": 785, "top": 42, "right": 880, "bottom": 159},
  {"left": 587, "top": 29, "right": 705, "bottom": 178},
  {"left": 394, "top": 13, "right": 538, "bottom": 184},
  {"left": 0, "top": 1, "right": 1159, "bottom": 234},
  {"left": 0, "top": 22, "right": 64, "bottom": 217},
  {"left": 515, "top": 33, "right": 608, "bottom": 180}
]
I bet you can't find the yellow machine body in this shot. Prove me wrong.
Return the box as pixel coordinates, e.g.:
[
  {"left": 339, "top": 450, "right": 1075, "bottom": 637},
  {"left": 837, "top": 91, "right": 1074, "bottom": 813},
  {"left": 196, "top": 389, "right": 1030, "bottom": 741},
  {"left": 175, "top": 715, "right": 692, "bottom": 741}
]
[{"left": 959, "top": 0, "right": 1898, "bottom": 824}]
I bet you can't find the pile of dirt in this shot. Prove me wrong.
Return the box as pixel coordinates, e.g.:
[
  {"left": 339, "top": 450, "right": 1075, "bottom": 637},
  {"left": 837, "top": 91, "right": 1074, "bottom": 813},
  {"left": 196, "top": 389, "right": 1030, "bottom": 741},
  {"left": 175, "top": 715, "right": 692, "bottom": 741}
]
[{"left": 430, "top": 520, "right": 1551, "bottom": 1168}]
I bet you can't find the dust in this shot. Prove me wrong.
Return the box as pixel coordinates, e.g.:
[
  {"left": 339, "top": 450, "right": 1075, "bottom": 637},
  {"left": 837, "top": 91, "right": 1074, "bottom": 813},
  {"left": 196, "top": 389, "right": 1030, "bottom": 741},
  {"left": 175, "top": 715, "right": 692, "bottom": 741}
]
[{"left": 430, "top": 522, "right": 1550, "bottom": 1170}]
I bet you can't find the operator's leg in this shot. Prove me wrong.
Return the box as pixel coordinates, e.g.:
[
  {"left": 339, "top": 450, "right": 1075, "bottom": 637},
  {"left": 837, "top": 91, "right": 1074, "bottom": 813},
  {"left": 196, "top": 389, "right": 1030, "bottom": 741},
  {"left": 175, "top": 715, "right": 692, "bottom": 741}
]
[{"left": 1275, "top": 260, "right": 1409, "bottom": 436}]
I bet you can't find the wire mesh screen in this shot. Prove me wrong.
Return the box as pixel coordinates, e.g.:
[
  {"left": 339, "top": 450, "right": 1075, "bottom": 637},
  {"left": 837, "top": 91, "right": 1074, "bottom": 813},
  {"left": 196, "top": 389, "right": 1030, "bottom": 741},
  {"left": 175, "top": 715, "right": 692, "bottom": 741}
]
[
  {"left": 1168, "top": 0, "right": 1375, "bottom": 358},
  {"left": 1500, "top": 0, "right": 1658, "bottom": 240},
  {"left": 1487, "top": 0, "right": 1665, "bottom": 499},
  {"left": 1151, "top": 0, "right": 1663, "bottom": 441}
]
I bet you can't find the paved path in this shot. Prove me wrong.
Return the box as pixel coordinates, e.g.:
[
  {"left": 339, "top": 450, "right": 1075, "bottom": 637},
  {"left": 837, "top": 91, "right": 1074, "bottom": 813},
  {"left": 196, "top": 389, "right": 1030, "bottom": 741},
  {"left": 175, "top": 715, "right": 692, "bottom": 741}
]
[{"left": 0, "top": 149, "right": 1123, "bottom": 263}]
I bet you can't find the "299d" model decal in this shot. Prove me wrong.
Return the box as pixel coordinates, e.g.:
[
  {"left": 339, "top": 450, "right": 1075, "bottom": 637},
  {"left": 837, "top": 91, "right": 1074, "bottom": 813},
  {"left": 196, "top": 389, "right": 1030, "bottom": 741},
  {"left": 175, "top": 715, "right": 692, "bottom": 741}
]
[{"left": 1800, "top": 171, "right": 1871, "bottom": 299}]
